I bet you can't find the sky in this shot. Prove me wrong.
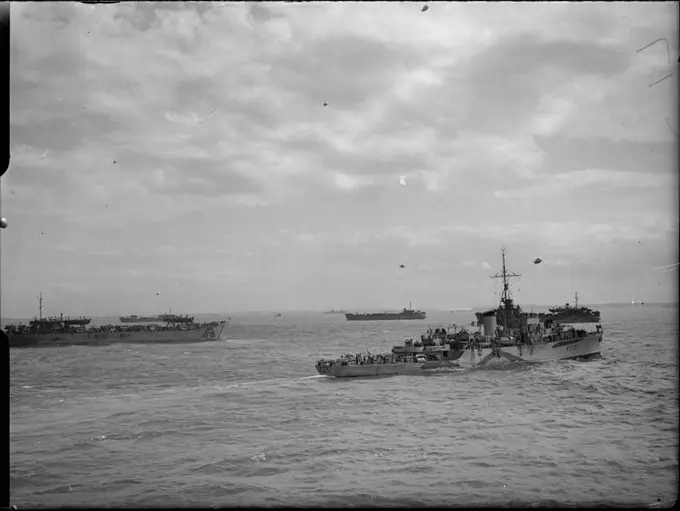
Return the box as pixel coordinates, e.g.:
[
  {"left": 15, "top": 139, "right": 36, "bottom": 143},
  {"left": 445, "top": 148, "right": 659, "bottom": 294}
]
[{"left": 2, "top": 1, "right": 678, "bottom": 317}]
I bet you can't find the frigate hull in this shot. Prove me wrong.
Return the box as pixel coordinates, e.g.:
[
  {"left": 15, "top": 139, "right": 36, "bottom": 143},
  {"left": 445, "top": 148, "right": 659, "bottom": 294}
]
[
  {"left": 316, "top": 333, "right": 602, "bottom": 378},
  {"left": 455, "top": 333, "right": 602, "bottom": 368}
]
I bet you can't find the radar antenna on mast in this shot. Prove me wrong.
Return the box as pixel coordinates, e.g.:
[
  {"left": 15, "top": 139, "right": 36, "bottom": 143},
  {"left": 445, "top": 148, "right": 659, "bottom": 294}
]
[
  {"left": 489, "top": 247, "right": 521, "bottom": 332},
  {"left": 38, "top": 292, "right": 44, "bottom": 320}
]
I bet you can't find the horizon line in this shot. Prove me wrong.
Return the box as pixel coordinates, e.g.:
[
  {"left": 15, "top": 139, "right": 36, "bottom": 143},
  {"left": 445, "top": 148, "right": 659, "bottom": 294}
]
[{"left": 1, "top": 300, "right": 677, "bottom": 321}]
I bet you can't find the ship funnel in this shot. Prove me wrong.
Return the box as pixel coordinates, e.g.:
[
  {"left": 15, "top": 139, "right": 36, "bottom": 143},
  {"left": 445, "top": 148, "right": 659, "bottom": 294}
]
[{"left": 481, "top": 310, "right": 497, "bottom": 337}]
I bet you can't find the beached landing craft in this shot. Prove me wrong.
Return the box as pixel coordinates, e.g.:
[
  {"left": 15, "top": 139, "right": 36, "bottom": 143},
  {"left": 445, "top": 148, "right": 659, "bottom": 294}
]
[
  {"left": 315, "top": 248, "right": 603, "bottom": 378},
  {"left": 5, "top": 293, "right": 227, "bottom": 348}
]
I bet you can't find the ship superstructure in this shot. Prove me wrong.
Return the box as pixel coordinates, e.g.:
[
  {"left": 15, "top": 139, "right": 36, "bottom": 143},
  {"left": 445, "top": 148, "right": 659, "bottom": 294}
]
[
  {"left": 120, "top": 311, "right": 195, "bottom": 324},
  {"left": 119, "top": 315, "right": 162, "bottom": 323}
]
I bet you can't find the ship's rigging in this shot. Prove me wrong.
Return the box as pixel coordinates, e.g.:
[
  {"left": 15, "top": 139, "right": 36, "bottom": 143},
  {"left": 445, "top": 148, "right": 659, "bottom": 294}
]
[{"left": 490, "top": 247, "right": 521, "bottom": 332}]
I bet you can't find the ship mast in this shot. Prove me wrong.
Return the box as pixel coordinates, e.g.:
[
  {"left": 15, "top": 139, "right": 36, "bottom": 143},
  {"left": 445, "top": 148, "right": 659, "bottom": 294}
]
[
  {"left": 490, "top": 247, "right": 521, "bottom": 332},
  {"left": 574, "top": 292, "right": 579, "bottom": 308},
  {"left": 38, "top": 292, "right": 43, "bottom": 320}
]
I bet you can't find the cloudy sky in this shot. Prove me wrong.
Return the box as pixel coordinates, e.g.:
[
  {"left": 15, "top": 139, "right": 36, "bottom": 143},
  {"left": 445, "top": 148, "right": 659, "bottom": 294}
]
[{"left": 3, "top": 1, "right": 678, "bottom": 317}]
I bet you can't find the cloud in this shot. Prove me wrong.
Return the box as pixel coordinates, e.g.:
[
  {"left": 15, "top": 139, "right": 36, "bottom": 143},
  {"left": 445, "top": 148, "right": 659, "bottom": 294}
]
[
  {"left": 333, "top": 173, "right": 374, "bottom": 192},
  {"left": 4, "top": 2, "right": 677, "bottom": 315},
  {"left": 297, "top": 233, "right": 315, "bottom": 243},
  {"left": 164, "top": 110, "right": 204, "bottom": 127},
  {"left": 460, "top": 260, "right": 493, "bottom": 271},
  {"left": 450, "top": 219, "right": 676, "bottom": 247},
  {"left": 493, "top": 168, "right": 673, "bottom": 200}
]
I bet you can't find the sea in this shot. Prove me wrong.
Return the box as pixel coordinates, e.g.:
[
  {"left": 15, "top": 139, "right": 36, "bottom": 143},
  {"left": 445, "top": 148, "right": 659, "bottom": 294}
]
[{"left": 8, "top": 304, "right": 679, "bottom": 508}]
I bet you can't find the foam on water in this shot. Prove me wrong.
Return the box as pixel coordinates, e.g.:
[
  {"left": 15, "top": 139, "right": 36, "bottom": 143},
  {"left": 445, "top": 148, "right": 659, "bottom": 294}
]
[{"left": 9, "top": 305, "right": 679, "bottom": 507}]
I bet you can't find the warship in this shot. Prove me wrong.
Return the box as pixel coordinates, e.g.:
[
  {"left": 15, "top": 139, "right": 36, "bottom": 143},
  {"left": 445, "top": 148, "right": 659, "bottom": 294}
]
[
  {"left": 6, "top": 293, "right": 226, "bottom": 348},
  {"left": 345, "top": 302, "right": 426, "bottom": 321},
  {"left": 316, "top": 248, "right": 603, "bottom": 378},
  {"left": 538, "top": 292, "right": 601, "bottom": 323}
]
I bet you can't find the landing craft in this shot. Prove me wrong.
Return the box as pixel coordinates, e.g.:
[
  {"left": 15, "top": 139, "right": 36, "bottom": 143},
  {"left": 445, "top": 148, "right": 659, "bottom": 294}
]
[{"left": 533, "top": 257, "right": 542, "bottom": 264}]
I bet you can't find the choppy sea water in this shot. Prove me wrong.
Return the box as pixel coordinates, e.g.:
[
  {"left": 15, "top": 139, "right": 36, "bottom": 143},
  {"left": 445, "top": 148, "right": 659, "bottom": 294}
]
[{"left": 9, "top": 304, "right": 679, "bottom": 508}]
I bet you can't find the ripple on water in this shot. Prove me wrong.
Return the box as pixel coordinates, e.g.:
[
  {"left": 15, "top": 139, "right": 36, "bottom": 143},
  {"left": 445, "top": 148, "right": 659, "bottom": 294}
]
[{"left": 9, "top": 305, "right": 680, "bottom": 507}]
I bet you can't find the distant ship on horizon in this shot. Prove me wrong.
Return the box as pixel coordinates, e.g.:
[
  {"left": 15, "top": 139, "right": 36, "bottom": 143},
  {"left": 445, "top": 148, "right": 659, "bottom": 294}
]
[
  {"left": 324, "top": 309, "right": 347, "bottom": 314},
  {"left": 6, "top": 293, "right": 224, "bottom": 348},
  {"left": 345, "top": 302, "right": 427, "bottom": 321},
  {"left": 538, "top": 292, "right": 601, "bottom": 323}
]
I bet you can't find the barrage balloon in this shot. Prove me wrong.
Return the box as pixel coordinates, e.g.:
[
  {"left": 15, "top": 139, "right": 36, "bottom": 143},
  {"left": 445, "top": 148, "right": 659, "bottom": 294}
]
[{"left": 0, "top": 217, "right": 7, "bottom": 229}]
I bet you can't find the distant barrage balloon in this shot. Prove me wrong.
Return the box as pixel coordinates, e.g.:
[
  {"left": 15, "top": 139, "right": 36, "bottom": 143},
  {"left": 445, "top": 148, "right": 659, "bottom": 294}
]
[
  {"left": 421, "top": 5, "right": 429, "bottom": 12},
  {"left": 0, "top": 217, "right": 7, "bottom": 229},
  {"left": 399, "top": 264, "right": 406, "bottom": 268},
  {"left": 156, "top": 291, "right": 160, "bottom": 295},
  {"left": 533, "top": 257, "right": 542, "bottom": 264}
]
